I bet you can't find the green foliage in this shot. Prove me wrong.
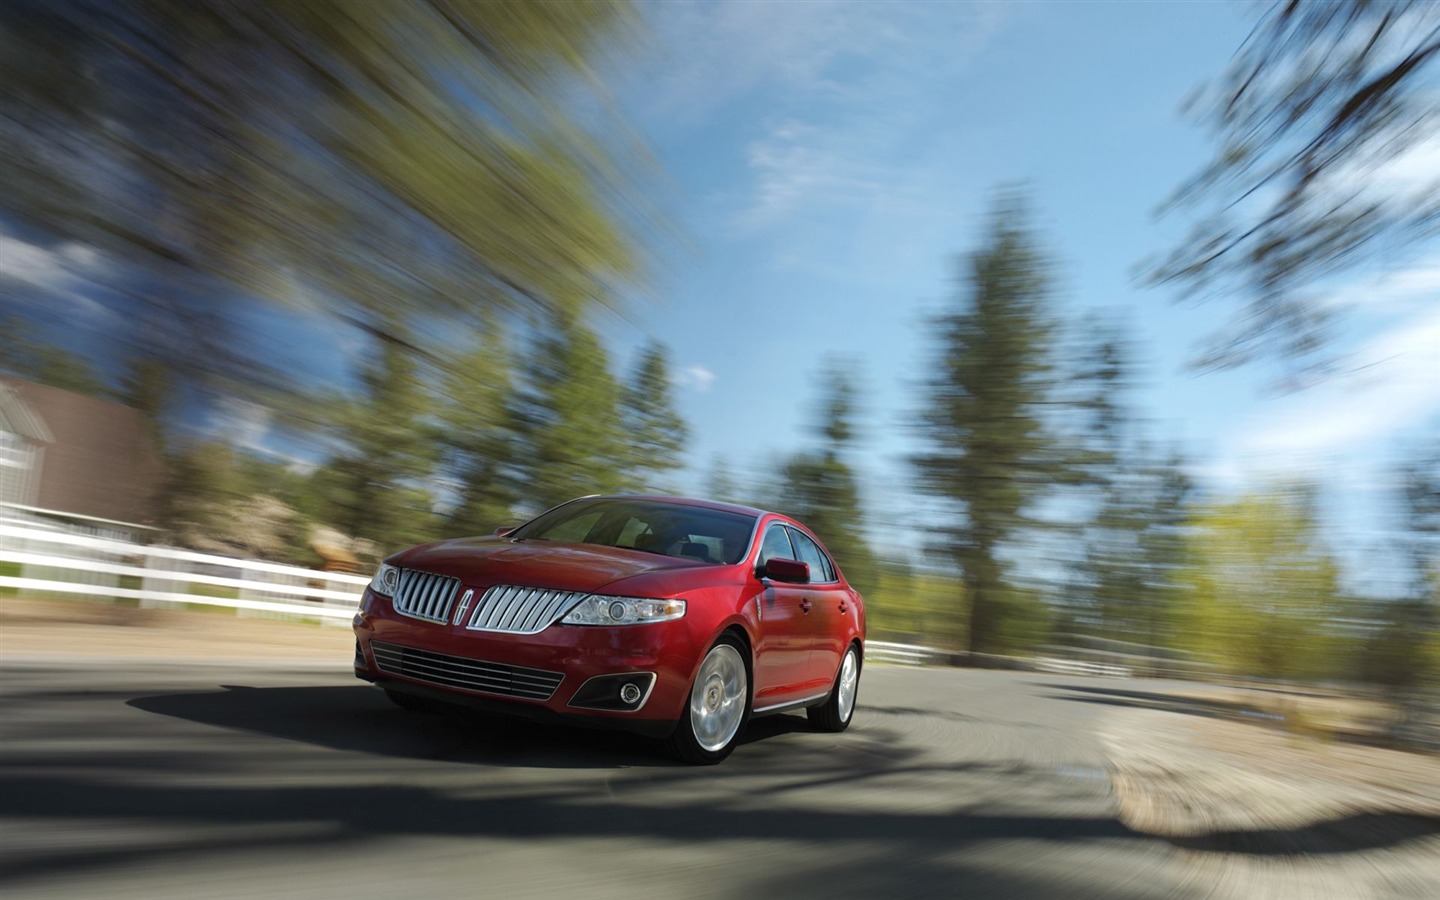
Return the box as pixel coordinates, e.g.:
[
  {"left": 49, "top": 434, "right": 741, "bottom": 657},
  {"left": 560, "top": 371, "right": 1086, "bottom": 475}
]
[
  {"left": 519, "top": 317, "right": 628, "bottom": 511},
  {"left": 1173, "top": 489, "right": 1346, "bottom": 681},
  {"left": 865, "top": 562, "right": 967, "bottom": 649},
  {"left": 321, "top": 332, "right": 442, "bottom": 552},
  {"left": 914, "top": 191, "right": 1065, "bottom": 656},
  {"left": 0, "top": 315, "right": 109, "bottom": 397},
  {"left": 161, "top": 440, "right": 312, "bottom": 564},
  {"left": 439, "top": 321, "right": 522, "bottom": 536},
  {"left": 620, "top": 341, "right": 688, "bottom": 491},
  {"left": 1150, "top": 0, "right": 1440, "bottom": 378},
  {"left": 775, "top": 362, "right": 878, "bottom": 600}
]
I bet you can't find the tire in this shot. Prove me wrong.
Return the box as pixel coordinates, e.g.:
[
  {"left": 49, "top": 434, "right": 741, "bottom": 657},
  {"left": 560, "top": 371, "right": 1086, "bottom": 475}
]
[
  {"left": 807, "top": 644, "right": 860, "bottom": 733},
  {"left": 383, "top": 688, "right": 430, "bottom": 712},
  {"left": 667, "top": 635, "right": 750, "bottom": 765}
]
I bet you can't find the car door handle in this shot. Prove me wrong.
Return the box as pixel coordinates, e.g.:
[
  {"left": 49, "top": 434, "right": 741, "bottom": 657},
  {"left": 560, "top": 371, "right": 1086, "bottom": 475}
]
[
  {"left": 799, "top": 599, "right": 812, "bottom": 613},
  {"left": 838, "top": 602, "right": 848, "bottom": 613}
]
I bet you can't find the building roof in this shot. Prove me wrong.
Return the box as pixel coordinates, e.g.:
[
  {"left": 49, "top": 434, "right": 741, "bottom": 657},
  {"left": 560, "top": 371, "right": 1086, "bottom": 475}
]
[
  {"left": 0, "top": 376, "right": 164, "bottom": 526},
  {"left": 0, "top": 383, "right": 55, "bottom": 443}
]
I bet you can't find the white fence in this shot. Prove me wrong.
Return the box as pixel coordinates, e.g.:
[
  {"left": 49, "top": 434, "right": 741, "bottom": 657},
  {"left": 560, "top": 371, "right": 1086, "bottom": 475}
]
[
  {"left": 0, "top": 522, "right": 368, "bottom": 621},
  {"left": 866, "top": 640, "right": 952, "bottom": 666}
]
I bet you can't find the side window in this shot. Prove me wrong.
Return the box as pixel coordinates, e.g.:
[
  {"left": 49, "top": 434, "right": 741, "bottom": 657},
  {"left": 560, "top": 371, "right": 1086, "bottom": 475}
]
[
  {"left": 756, "top": 523, "right": 795, "bottom": 568},
  {"left": 545, "top": 509, "right": 605, "bottom": 544},
  {"left": 787, "top": 528, "right": 836, "bottom": 583}
]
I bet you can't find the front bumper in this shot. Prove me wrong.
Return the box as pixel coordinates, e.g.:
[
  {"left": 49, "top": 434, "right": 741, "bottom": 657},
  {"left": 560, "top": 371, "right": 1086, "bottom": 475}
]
[{"left": 353, "top": 589, "right": 698, "bottom": 738}]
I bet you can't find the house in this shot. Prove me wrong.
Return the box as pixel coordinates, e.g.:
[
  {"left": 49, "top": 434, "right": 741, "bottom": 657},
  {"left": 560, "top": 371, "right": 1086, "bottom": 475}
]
[{"left": 0, "top": 376, "right": 164, "bottom": 541}]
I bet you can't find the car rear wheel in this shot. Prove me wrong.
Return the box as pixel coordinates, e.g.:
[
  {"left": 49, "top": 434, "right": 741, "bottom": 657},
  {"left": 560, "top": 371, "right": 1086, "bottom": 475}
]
[
  {"left": 807, "top": 644, "right": 859, "bottom": 733},
  {"left": 667, "top": 636, "right": 750, "bottom": 764}
]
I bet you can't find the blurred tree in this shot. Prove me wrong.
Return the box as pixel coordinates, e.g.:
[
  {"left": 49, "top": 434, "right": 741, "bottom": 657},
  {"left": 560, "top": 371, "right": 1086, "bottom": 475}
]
[
  {"left": 914, "top": 192, "right": 1064, "bottom": 658},
  {"left": 1174, "top": 489, "right": 1345, "bottom": 680},
  {"left": 1360, "top": 448, "right": 1440, "bottom": 688},
  {"left": 1062, "top": 315, "right": 1194, "bottom": 649},
  {"left": 439, "top": 320, "right": 522, "bottom": 536},
  {"left": 518, "top": 317, "right": 627, "bottom": 510},
  {"left": 321, "top": 329, "right": 442, "bottom": 552},
  {"left": 620, "top": 341, "right": 687, "bottom": 492},
  {"left": 0, "top": 0, "right": 648, "bottom": 386},
  {"left": 776, "top": 361, "right": 878, "bottom": 601},
  {"left": 118, "top": 355, "right": 173, "bottom": 446},
  {"left": 705, "top": 456, "right": 744, "bottom": 505},
  {"left": 1149, "top": 0, "right": 1440, "bottom": 380},
  {"left": 0, "top": 315, "right": 109, "bottom": 396}
]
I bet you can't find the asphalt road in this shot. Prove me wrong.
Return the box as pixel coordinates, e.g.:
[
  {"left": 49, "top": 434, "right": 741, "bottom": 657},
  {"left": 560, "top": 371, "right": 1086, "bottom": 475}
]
[{"left": 0, "top": 660, "right": 1428, "bottom": 899}]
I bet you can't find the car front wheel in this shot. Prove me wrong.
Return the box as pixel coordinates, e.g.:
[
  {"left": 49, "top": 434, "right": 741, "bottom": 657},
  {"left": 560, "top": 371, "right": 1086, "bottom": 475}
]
[
  {"left": 807, "top": 644, "right": 859, "bottom": 732},
  {"left": 667, "top": 636, "right": 750, "bottom": 764}
]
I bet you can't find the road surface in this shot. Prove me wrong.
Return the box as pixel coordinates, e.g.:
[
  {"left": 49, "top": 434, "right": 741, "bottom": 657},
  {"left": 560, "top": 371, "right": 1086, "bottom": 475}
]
[{"left": 2, "top": 658, "right": 1436, "bottom": 899}]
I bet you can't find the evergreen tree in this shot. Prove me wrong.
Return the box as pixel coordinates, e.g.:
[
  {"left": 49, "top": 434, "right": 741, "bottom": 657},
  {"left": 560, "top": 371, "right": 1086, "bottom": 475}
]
[
  {"left": 777, "top": 361, "right": 878, "bottom": 600},
  {"left": 440, "top": 322, "right": 521, "bottom": 535},
  {"left": 325, "top": 329, "right": 441, "bottom": 551},
  {"left": 519, "top": 317, "right": 627, "bottom": 510},
  {"left": 621, "top": 341, "right": 687, "bottom": 492},
  {"left": 914, "top": 191, "right": 1064, "bottom": 657}
]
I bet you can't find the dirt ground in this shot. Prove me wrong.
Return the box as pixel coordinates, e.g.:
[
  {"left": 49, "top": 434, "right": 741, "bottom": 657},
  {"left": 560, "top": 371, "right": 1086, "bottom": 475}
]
[{"left": 0, "top": 597, "right": 352, "bottom": 661}]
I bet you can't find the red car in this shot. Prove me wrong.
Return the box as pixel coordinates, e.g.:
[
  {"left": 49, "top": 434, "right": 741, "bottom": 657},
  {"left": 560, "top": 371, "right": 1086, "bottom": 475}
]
[{"left": 352, "top": 495, "right": 865, "bottom": 763}]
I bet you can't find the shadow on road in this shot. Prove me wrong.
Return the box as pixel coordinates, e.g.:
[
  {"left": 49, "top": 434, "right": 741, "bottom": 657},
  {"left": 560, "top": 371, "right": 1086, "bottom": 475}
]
[
  {"left": 1170, "top": 811, "right": 1440, "bottom": 856},
  {"left": 129, "top": 683, "right": 681, "bottom": 768},
  {"left": 1040, "top": 683, "right": 1269, "bottom": 722}
]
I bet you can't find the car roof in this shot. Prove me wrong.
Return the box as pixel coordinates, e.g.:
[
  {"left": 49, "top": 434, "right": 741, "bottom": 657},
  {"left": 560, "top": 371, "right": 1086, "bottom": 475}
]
[{"left": 584, "top": 494, "right": 770, "bottom": 519}]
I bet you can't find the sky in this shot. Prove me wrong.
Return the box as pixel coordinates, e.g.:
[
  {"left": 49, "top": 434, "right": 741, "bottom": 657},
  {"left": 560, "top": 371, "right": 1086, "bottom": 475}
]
[
  {"left": 2, "top": 1, "right": 1435, "bottom": 595},
  {"left": 574, "top": 0, "right": 1438, "bottom": 595}
]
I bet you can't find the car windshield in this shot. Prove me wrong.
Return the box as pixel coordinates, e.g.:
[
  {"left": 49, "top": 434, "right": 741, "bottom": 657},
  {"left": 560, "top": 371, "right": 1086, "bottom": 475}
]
[{"left": 510, "top": 499, "right": 757, "bottom": 566}]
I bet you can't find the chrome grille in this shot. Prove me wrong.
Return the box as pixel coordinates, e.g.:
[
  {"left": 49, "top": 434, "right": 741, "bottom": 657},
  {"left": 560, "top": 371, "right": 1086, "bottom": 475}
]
[
  {"left": 370, "top": 641, "right": 564, "bottom": 701},
  {"left": 466, "top": 584, "right": 587, "bottom": 634},
  {"left": 391, "top": 568, "right": 460, "bottom": 623}
]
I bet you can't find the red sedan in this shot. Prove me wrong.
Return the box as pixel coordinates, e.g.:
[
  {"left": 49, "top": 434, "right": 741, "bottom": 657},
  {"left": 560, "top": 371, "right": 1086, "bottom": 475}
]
[{"left": 352, "top": 495, "right": 865, "bottom": 763}]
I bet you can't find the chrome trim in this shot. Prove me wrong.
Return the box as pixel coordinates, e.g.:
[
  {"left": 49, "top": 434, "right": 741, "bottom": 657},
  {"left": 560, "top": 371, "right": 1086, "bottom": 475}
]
[
  {"left": 567, "top": 671, "right": 658, "bottom": 712},
  {"left": 752, "top": 691, "right": 829, "bottom": 715},
  {"left": 451, "top": 588, "right": 474, "bottom": 626},
  {"left": 370, "top": 641, "right": 564, "bottom": 701},
  {"left": 466, "top": 584, "right": 588, "bottom": 634},
  {"left": 390, "top": 568, "right": 461, "bottom": 624}
]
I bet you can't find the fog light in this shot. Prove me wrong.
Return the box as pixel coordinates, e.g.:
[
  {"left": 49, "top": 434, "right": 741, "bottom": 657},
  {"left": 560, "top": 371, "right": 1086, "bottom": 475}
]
[{"left": 619, "top": 683, "right": 642, "bottom": 704}]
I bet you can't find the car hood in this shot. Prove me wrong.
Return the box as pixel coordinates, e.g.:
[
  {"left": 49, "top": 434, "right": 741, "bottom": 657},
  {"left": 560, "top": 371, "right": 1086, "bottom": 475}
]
[{"left": 390, "top": 537, "right": 703, "bottom": 594}]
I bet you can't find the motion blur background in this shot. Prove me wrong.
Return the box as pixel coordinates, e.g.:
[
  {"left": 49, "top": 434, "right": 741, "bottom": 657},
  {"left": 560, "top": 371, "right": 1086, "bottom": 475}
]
[{"left": 1, "top": 1, "right": 1436, "bottom": 694}]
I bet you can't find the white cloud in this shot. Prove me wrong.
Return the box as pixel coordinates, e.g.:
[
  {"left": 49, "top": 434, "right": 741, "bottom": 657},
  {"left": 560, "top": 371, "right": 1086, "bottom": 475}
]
[
  {"left": 675, "top": 364, "right": 716, "bottom": 392},
  {"left": 208, "top": 398, "right": 273, "bottom": 456},
  {"left": 0, "top": 231, "right": 112, "bottom": 320},
  {"left": 636, "top": 1, "right": 1011, "bottom": 233},
  {"left": 1218, "top": 259, "right": 1440, "bottom": 485},
  {"left": 737, "top": 119, "right": 892, "bottom": 229}
]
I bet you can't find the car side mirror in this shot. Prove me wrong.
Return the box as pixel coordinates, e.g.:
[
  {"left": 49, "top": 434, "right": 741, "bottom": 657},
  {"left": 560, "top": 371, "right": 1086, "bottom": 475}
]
[
  {"left": 760, "top": 557, "right": 809, "bottom": 583},
  {"left": 495, "top": 525, "right": 518, "bottom": 537}
]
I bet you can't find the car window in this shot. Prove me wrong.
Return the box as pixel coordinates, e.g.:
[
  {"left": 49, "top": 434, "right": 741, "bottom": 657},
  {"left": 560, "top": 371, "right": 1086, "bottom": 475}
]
[
  {"left": 510, "top": 498, "right": 757, "bottom": 565},
  {"left": 756, "top": 523, "right": 795, "bottom": 568},
  {"left": 542, "top": 509, "right": 605, "bottom": 544},
  {"left": 787, "top": 527, "right": 835, "bottom": 583}
]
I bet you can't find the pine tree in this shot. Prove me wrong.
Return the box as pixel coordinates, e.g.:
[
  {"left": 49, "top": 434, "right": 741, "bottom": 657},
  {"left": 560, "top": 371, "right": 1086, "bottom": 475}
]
[
  {"left": 777, "top": 361, "right": 877, "bottom": 600},
  {"left": 519, "top": 318, "right": 627, "bottom": 511},
  {"left": 914, "top": 191, "right": 1064, "bottom": 657},
  {"left": 621, "top": 342, "right": 687, "bottom": 492}
]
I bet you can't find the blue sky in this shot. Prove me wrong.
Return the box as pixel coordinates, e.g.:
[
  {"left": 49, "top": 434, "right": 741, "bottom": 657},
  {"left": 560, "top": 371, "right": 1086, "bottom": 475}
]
[{"left": 590, "top": 0, "right": 1439, "bottom": 594}]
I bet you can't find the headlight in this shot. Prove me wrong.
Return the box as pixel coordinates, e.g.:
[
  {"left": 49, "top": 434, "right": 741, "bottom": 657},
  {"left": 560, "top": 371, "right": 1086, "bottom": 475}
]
[
  {"left": 561, "top": 596, "right": 685, "bottom": 626},
  {"left": 369, "top": 563, "right": 400, "bottom": 597}
]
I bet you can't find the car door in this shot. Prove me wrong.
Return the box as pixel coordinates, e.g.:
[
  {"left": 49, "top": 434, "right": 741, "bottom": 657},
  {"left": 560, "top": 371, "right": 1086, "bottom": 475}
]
[
  {"left": 786, "top": 525, "right": 848, "bottom": 688},
  {"left": 750, "top": 521, "right": 822, "bottom": 707}
]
